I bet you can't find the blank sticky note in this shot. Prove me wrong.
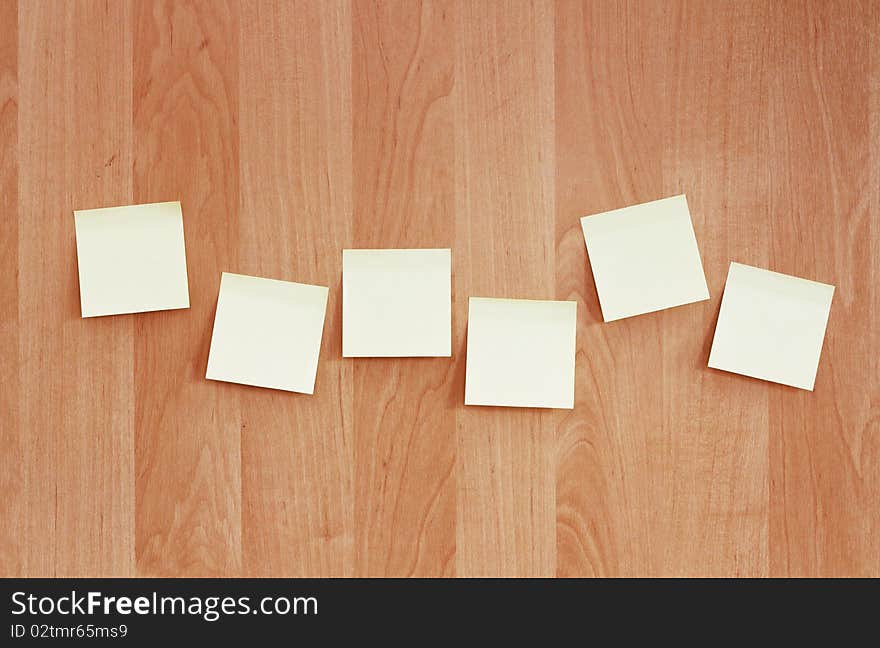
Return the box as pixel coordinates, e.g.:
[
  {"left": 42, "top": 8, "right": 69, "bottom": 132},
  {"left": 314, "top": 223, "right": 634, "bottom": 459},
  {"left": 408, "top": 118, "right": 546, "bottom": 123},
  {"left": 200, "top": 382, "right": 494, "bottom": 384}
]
[
  {"left": 580, "top": 195, "right": 709, "bottom": 321},
  {"left": 708, "top": 262, "right": 834, "bottom": 391},
  {"left": 206, "top": 272, "right": 329, "bottom": 394},
  {"left": 342, "top": 248, "right": 451, "bottom": 357},
  {"left": 465, "top": 297, "right": 577, "bottom": 409},
  {"left": 74, "top": 201, "right": 189, "bottom": 317}
]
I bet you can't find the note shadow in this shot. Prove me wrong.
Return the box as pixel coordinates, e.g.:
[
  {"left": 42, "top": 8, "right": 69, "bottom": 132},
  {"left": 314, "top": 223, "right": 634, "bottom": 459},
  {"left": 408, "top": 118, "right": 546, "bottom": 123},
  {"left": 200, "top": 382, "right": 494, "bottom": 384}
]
[{"left": 581, "top": 251, "right": 604, "bottom": 326}]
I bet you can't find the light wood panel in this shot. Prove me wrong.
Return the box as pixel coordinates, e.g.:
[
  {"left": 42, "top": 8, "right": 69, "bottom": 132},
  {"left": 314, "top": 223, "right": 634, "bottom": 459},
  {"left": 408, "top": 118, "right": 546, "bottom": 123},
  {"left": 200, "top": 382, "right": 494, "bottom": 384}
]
[
  {"left": 238, "top": 0, "right": 353, "bottom": 577},
  {"left": 133, "top": 0, "right": 241, "bottom": 576},
  {"left": 352, "top": 0, "right": 456, "bottom": 577},
  {"left": 556, "top": 0, "right": 773, "bottom": 577},
  {"left": 555, "top": 0, "right": 670, "bottom": 576},
  {"left": 661, "top": 2, "right": 772, "bottom": 577},
  {"left": 16, "top": 0, "right": 135, "bottom": 577},
  {"left": 764, "top": 0, "right": 879, "bottom": 577},
  {"left": 454, "top": 0, "right": 557, "bottom": 577},
  {"left": 0, "top": 0, "right": 21, "bottom": 577},
  {"left": 2, "top": 0, "right": 878, "bottom": 578}
]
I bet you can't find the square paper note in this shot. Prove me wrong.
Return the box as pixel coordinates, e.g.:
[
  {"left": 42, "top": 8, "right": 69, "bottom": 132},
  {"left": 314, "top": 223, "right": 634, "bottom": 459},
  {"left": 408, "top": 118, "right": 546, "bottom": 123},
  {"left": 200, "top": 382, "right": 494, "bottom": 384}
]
[
  {"left": 465, "top": 297, "right": 577, "bottom": 409},
  {"left": 206, "top": 272, "right": 329, "bottom": 394},
  {"left": 74, "top": 201, "right": 189, "bottom": 317},
  {"left": 708, "top": 262, "right": 834, "bottom": 391},
  {"left": 580, "top": 195, "right": 709, "bottom": 321},
  {"left": 343, "top": 248, "right": 451, "bottom": 357}
]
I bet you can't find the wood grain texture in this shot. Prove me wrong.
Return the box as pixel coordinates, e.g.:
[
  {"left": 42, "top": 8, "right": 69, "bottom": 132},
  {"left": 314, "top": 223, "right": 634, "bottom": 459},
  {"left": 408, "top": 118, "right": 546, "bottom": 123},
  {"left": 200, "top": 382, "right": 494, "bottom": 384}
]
[
  {"left": 16, "top": 0, "right": 134, "bottom": 577},
  {"left": 133, "top": 0, "right": 241, "bottom": 576},
  {"left": 238, "top": 0, "right": 353, "bottom": 577},
  {"left": 0, "top": 0, "right": 20, "bottom": 577},
  {"left": 556, "top": 0, "right": 773, "bottom": 577},
  {"left": 764, "top": 0, "right": 879, "bottom": 577},
  {"left": 2, "top": 0, "right": 878, "bottom": 577},
  {"left": 455, "top": 0, "right": 557, "bottom": 577},
  {"left": 352, "top": 0, "right": 456, "bottom": 577}
]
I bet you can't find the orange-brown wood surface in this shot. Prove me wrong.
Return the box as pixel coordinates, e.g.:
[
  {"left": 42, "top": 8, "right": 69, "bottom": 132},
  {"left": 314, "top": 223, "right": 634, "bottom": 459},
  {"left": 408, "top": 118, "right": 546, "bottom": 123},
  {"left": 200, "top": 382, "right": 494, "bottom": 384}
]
[{"left": 2, "top": 0, "right": 878, "bottom": 577}]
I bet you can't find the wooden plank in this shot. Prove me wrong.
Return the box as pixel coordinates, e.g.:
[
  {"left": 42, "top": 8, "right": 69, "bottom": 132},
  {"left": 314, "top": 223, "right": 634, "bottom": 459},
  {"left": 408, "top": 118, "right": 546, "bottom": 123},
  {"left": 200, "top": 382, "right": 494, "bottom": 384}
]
[
  {"left": 16, "top": 0, "right": 135, "bottom": 576},
  {"left": 351, "top": 0, "right": 457, "bottom": 577},
  {"left": 454, "top": 0, "right": 557, "bottom": 577},
  {"left": 555, "top": 0, "right": 775, "bottom": 576},
  {"left": 554, "top": 0, "right": 666, "bottom": 577},
  {"left": 133, "top": 0, "right": 241, "bottom": 577},
  {"left": 238, "top": 0, "right": 354, "bottom": 577},
  {"left": 0, "top": 0, "right": 21, "bottom": 577},
  {"left": 766, "top": 0, "right": 880, "bottom": 577},
  {"left": 659, "top": 1, "right": 772, "bottom": 577}
]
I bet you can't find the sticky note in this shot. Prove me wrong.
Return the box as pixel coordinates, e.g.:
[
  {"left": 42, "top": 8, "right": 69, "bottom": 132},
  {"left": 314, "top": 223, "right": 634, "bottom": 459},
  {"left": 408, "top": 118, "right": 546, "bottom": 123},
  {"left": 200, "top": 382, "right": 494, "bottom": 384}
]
[
  {"left": 342, "top": 248, "right": 451, "bottom": 357},
  {"left": 580, "top": 195, "right": 709, "bottom": 321},
  {"left": 74, "top": 201, "right": 189, "bottom": 317},
  {"left": 465, "top": 297, "right": 577, "bottom": 409},
  {"left": 206, "top": 272, "right": 329, "bottom": 394},
  {"left": 708, "top": 262, "right": 834, "bottom": 391}
]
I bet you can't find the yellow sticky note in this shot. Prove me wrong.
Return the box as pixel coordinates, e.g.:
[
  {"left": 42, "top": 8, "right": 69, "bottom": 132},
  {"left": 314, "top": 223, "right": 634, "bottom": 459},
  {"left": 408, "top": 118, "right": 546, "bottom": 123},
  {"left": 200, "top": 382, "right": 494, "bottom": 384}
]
[
  {"left": 708, "top": 262, "right": 834, "bottom": 391},
  {"left": 580, "top": 195, "right": 709, "bottom": 321},
  {"left": 206, "top": 272, "right": 329, "bottom": 394},
  {"left": 74, "top": 201, "right": 190, "bottom": 317},
  {"left": 465, "top": 297, "right": 577, "bottom": 409},
  {"left": 342, "top": 249, "right": 451, "bottom": 357}
]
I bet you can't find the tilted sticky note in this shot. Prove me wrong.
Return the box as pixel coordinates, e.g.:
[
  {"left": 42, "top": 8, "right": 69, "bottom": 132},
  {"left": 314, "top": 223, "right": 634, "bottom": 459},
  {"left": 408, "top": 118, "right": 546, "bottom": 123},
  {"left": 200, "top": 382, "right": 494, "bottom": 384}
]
[
  {"left": 342, "top": 248, "right": 451, "bottom": 357},
  {"left": 580, "top": 195, "right": 709, "bottom": 321},
  {"left": 74, "top": 201, "right": 189, "bottom": 317},
  {"left": 708, "top": 262, "right": 834, "bottom": 391},
  {"left": 206, "top": 272, "right": 329, "bottom": 394},
  {"left": 465, "top": 297, "right": 577, "bottom": 409}
]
